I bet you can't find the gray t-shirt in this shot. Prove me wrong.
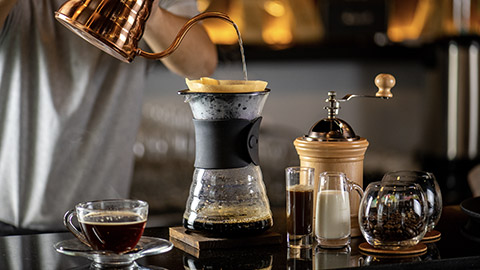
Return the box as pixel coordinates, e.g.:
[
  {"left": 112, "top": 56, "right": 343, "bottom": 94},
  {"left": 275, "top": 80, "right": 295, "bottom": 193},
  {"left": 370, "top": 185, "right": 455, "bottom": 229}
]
[{"left": 0, "top": 0, "right": 197, "bottom": 231}]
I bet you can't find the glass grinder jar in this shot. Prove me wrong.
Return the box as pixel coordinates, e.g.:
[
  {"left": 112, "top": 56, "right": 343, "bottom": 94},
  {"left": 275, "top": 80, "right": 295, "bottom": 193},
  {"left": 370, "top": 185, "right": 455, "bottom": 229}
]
[
  {"left": 179, "top": 80, "right": 273, "bottom": 236},
  {"left": 294, "top": 74, "right": 396, "bottom": 237}
]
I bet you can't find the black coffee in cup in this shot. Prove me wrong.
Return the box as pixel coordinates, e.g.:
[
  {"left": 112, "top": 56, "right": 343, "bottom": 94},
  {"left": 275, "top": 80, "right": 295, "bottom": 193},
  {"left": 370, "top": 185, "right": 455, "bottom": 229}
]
[
  {"left": 64, "top": 199, "right": 149, "bottom": 254},
  {"left": 79, "top": 211, "right": 146, "bottom": 253},
  {"left": 285, "top": 167, "right": 315, "bottom": 248},
  {"left": 286, "top": 186, "right": 314, "bottom": 236}
]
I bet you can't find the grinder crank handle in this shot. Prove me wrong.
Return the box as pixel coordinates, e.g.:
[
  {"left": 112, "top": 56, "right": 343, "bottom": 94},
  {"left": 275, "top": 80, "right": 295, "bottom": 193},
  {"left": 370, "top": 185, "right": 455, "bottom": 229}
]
[{"left": 340, "top": 73, "right": 396, "bottom": 101}]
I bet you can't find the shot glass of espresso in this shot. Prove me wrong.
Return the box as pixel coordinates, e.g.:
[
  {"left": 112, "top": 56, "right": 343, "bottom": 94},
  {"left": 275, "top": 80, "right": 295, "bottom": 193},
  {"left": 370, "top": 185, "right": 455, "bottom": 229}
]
[
  {"left": 64, "top": 199, "right": 148, "bottom": 254},
  {"left": 285, "top": 166, "right": 315, "bottom": 248}
]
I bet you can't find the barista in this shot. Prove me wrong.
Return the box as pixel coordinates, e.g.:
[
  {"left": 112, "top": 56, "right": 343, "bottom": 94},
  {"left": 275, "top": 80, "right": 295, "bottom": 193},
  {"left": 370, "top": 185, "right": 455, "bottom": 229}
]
[{"left": 0, "top": 0, "right": 217, "bottom": 234}]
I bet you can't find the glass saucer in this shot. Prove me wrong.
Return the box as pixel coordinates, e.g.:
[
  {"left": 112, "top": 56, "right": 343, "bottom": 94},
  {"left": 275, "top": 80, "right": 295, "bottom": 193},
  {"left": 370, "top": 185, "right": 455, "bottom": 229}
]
[{"left": 54, "top": 236, "right": 173, "bottom": 268}]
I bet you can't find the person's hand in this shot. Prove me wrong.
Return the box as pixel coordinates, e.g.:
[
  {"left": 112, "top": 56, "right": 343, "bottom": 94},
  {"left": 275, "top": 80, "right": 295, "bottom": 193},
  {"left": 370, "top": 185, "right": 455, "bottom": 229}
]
[
  {"left": 151, "top": 0, "right": 176, "bottom": 18},
  {"left": 150, "top": 0, "right": 160, "bottom": 17},
  {"left": 143, "top": 1, "right": 217, "bottom": 78},
  {"left": 155, "top": 0, "right": 175, "bottom": 9}
]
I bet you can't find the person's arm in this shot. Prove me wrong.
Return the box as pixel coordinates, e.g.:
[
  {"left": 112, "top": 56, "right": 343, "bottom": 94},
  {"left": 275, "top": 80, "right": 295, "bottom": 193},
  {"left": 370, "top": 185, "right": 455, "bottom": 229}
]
[
  {"left": 0, "top": 0, "right": 17, "bottom": 29},
  {"left": 142, "top": 7, "right": 218, "bottom": 79}
]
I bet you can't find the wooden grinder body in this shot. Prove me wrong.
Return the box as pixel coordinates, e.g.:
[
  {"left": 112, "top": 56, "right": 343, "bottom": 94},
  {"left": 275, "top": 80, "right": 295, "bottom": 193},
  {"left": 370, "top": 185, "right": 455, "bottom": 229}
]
[{"left": 294, "top": 137, "right": 369, "bottom": 237}]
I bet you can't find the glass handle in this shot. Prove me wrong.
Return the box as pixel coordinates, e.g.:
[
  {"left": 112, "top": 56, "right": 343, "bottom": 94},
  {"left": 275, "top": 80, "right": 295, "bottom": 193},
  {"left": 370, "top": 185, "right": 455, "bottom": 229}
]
[
  {"left": 348, "top": 180, "right": 364, "bottom": 200},
  {"left": 63, "top": 209, "right": 91, "bottom": 247}
]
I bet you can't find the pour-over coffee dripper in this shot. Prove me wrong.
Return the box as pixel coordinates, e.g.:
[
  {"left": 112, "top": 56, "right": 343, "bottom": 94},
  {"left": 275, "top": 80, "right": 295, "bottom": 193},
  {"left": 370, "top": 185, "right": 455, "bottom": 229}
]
[{"left": 179, "top": 80, "right": 273, "bottom": 236}]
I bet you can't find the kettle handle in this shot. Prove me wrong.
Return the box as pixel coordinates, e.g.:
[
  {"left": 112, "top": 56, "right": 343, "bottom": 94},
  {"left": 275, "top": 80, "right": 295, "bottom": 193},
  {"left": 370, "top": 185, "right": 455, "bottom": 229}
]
[{"left": 137, "top": 12, "right": 234, "bottom": 60}]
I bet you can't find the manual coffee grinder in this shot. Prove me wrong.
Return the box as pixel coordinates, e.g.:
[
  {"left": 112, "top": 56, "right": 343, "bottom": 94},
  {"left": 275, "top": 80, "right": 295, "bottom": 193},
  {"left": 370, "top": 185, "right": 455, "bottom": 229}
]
[
  {"left": 179, "top": 80, "right": 273, "bottom": 236},
  {"left": 294, "top": 73, "right": 395, "bottom": 237}
]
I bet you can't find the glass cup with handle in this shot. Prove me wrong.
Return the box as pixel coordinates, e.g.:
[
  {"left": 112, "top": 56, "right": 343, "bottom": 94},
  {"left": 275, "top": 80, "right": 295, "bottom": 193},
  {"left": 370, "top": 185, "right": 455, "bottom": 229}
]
[
  {"left": 64, "top": 199, "right": 148, "bottom": 254},
  {"left": 315, "top": 171, "right": 363, "bottom": 248}
]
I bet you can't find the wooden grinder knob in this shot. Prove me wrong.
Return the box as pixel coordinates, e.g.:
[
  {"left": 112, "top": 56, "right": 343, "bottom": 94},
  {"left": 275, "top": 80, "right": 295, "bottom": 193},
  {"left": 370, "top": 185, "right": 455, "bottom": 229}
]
[{"left": 375, "top": 73, "right": 395, "bottom": 98}]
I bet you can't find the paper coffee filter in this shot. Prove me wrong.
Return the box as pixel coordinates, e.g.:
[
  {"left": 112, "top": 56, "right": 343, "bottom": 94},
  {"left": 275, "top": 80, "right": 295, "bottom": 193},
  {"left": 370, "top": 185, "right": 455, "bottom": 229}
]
[{"left": 185, "top": 77, "right": 268, "bottom": 93}]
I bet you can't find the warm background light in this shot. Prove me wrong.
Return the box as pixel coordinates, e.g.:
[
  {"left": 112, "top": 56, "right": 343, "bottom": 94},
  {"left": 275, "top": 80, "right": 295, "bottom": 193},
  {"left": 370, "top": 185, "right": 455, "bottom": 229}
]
[
  {"left": 262, "top": 0, "right": 293, "bottom": 46},
  {"left": 197, "top": 0, "right": 322, "bottom": 46},
  {"left": 197, "top": 0, "right": 480, "bottom": 47},
  {"left": 387, "top": 0, "right": 434, "bottom": 42},
  {"left": 264, "top": 0, "right": 286, "bottom": 17}
]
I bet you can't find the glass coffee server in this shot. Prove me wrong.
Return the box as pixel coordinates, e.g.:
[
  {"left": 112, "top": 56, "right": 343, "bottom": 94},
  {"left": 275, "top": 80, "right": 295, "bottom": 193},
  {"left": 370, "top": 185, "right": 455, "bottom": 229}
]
[{"left": 179, "top": 85, "right": 273, "bottom": 236}]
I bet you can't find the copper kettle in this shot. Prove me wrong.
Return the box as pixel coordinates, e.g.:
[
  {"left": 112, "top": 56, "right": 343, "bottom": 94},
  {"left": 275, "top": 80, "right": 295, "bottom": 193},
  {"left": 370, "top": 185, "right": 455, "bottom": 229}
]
[{"left": 55, "top": 0, "right": 232, "bottom": 63}]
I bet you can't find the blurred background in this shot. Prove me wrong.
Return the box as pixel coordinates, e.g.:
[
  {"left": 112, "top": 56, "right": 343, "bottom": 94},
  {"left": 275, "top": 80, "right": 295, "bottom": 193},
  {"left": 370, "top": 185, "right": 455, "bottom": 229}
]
[{"left": 130, "top": 0, "right": 480, "bottom": 225}]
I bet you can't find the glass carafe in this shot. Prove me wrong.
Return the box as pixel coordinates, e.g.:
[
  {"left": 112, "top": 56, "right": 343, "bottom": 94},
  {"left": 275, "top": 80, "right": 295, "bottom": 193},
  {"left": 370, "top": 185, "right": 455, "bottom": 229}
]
[{"left": 179, "top": 90, "right": 273, "bottom": 236}]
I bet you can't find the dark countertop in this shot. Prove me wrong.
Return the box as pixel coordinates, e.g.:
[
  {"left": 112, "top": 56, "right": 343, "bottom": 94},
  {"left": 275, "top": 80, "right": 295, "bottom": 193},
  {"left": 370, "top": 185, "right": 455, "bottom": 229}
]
[{"left": 0, "top": 205, "right": 479, "bottom": 269}]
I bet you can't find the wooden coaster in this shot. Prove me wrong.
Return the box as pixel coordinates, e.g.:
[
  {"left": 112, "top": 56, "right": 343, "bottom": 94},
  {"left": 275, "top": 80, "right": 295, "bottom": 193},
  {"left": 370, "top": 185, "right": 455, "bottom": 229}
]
[
  {"left": 169, "top": 226, "right": 282, "bottom": 251},
  {"left": 358, "top": 242, "right": 427, "bottom": 256},
  {"left": 422, "top": 230, "right": 441, "bottom": 243}
]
